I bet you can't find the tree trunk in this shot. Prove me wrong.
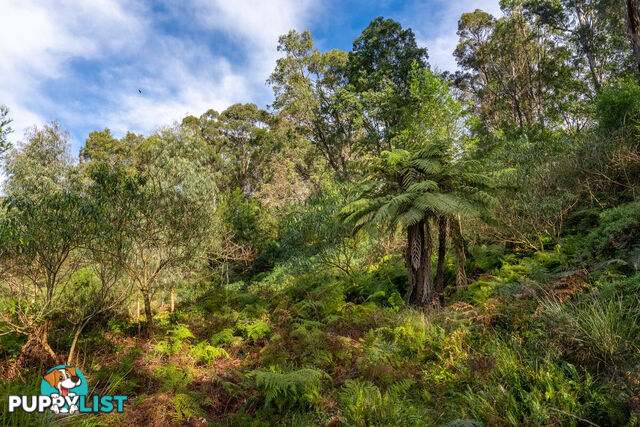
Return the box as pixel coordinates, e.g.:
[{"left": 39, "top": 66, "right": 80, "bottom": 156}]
[
  {"left": 67, "top": 318, "right": 91, "bottom": 365},
  {"left": 434, "top": 216, "right": 448, "bottom": 307},
  {"left": 142, "top": 288, "right": 153, "bottom": 331},
  {"left": 170, "top": 285, "right": 175, "bottom": 313},
  {"left": 404, "top": 220, "right": 430, "bottom": 306},
  {"left": 40, "top": 320, "right": 57, "bottom": 362},
  {"left": 626, "top": 0, "right": 640, "bottom": 74},
  {"left": 450, "top": 214, "right": 467, "bottom": 290},
  {"left": 420, "top": 218, "right": 434, "bottom": 305}
]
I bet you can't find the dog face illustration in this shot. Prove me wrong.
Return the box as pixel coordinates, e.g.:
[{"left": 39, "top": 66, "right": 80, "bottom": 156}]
[{"left": 43, "top": 366, "right": 82, "bottom": 397}]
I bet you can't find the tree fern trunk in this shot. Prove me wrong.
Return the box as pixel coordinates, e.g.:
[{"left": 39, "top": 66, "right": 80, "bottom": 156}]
[
  {"left": 420, "top": 217, "right": 434, "bottom": 305},
  {"left": 404, "top": 219, "right": 429, "bottom": 306},
  {"left": 434, "top": 216, "right": 447, "bottom": 307},
  {"left": 451, "top": 214, "right": 467, "bottom": 290}
]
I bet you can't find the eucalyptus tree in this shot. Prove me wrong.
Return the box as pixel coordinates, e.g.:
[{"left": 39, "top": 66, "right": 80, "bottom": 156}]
[
  {"left": 202, "top": 103, "right": 274, "bottom": 194},
  {"left": 0, "top": 104, "right": 12, "bottom": 154},
  {"left": 0, "top": 123, "right": 89, "bottom": 361},
  {"left": 523, "top": 0, "right": 632, "bottom": 90},
  {"left": 624, "top": 0, "right": 640, "bottom": 73},
  {"left": 83, "top": 127, "right": 218, "bottom": 330},
  {"left": 346, "top": 17, "right": 428, "bottom": 156},
  {"left": 455, "top": 8, "right": 586, "bottom": 134},
  {"left": 268, "top": 30, "right": 363, "bottom": 180}
]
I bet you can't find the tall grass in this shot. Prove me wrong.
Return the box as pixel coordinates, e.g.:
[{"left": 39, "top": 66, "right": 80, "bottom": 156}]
[{"left": 540, "top": 294, "right": 640, "bottom": 365}]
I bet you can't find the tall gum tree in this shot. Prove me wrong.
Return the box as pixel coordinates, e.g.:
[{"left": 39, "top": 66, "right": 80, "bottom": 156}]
[{"left": 0, "top": 123, "right": 87, "bottom": 362}]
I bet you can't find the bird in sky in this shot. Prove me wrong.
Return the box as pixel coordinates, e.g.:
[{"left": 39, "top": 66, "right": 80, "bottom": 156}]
[{"left": 138, "top": 89, "right": 142, "bottom": 94}]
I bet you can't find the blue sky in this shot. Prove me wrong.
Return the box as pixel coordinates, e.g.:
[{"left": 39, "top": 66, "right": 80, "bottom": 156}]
[{"left": 0, "top": 0, "right": 501, "bottom": 153}]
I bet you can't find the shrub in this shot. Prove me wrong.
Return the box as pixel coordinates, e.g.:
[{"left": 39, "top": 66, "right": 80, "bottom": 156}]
[
  {"left": 467, "top": 244, "right": 505, "bottom": 272},
  {"left": 596, "top": 78, "right": 640, "bottom": 132},
  {"left": 584, "top": 201, "right": 640, "bottom": 266}
]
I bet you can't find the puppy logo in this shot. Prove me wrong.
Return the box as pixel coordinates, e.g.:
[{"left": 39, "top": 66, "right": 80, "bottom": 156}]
[{"left": 40, "top": 365, "right": 88, "bottom": 414}]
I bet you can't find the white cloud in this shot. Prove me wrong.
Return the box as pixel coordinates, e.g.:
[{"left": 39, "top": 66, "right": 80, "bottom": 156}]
[
  {"left": 0, "top": 0, "right": 149, "bottom": 143},
  {"left": 0, "top": 0, "right": 317, "bottom": 149},
  {"left": 408, "top": 0, "right": 503, "bottom": 72},
  {"left": 192, "top": 0, "right": 318, "bottom": 80}
]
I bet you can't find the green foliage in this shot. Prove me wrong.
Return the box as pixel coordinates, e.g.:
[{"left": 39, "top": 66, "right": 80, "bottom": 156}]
[
  {"left": 3, "top": 6, "right": 640, "bottom": 427},
  {"left": 211, "top": 327, "right": 243, "bottom": 347},
  {"left": 584, "top": 201, "right": 640, "bottom": 267},
  {"left": 596, "top": 78, "right": 640, "bottom": 132},
  {"left": 154, "top": 362, "right": 195, "bottom": 393},
  {"left": 92, "top": 349, "right": 141, "bottom": 396},
  {"left": 0, "top": 372, "right": 55, "bottom": 427},
  {"left": 251, "top": 368, "right": 329, "bottom": 410},
  {"left": 0, "top": 104, "right": 12, "bottom": 154},
  {"left": 155, "top": 323, "right": 194, "bottom": 356},
  {"left": 171, "top": 392, "right": 206, "bottom": 422},
  {"left": 540, "top": 294, "right": 640, "bottom": 365},
  {"left": 462, "top": 341, "right": 626, "bottom": 425},
  {"left": 243, "top": 320, "right": 271, "bottom": 341},
  {"left": 338, "top": 379, "right": 426, "bottom": 426},
  {"left": 189, "top": 341, "right": 230, "bottom": 365},
  {"left": 467, "top": 244, "right": 505, "bottom": 272}
]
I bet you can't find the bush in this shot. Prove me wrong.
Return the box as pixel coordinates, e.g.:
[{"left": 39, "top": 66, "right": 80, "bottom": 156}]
[
  {"left": 467, "top": 244, "right": 505, "bottom": 272},
  {"left": 584, "top": 201, "right": 640, "bottom": 266},
  {"left": 596, "top": 78, "right": 640, "bottom": 132}
]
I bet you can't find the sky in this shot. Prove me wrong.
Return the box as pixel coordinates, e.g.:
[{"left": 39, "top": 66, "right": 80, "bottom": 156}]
[{"left": 0, "top": 0, "right": 501, "bottom": 153}]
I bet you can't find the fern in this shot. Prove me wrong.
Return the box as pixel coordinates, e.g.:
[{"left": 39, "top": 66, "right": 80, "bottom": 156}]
[
  {"left": 154, "top": 323, "right": 195, "bottom": 356},
  {"left": 154, "top": 362, "right": 194, "bottom": 393},
  {"left": 251, "top": 368, "right": 329, "bottom": 410},
  {"left": 171, "top": 392, "right": 205, "bottom": 422},
  {"left": 244, "top": 320, "right": 271, "bottom": 341},
  {"left": 338, "top": 379, "right": 425, "bottom": 425},
  {"left": 189, "top": 341, "right": 230, "bottom": 366},
  {"left": 211, "top": 327, "right": 243, "bottom": 347}
]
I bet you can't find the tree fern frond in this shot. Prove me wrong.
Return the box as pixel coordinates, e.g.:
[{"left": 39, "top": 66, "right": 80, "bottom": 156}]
[
  {"left": 399, "top": 207, "right": 424, "bottom": 227},
  {"left": 405, "top": 180, "right": 439, "bottom": 194},
  {"left": 408, "top": 158, "right": 441, "bottom": 174}
]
